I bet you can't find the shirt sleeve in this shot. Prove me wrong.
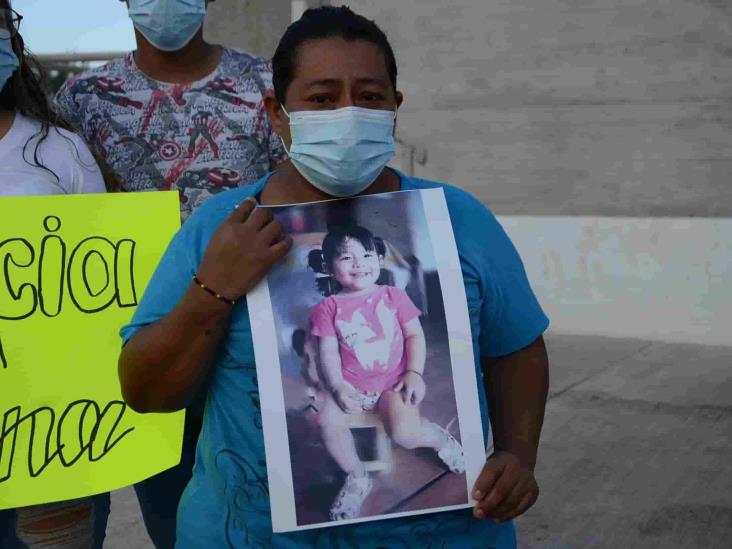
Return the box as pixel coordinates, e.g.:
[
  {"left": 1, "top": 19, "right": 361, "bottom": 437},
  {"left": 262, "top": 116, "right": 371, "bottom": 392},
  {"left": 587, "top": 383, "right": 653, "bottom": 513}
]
[
  {"left": 119, "top": 219, "right": 196, "bottom": 346},
  {"left": 309, "top": 298, "right": 337, "bottom": 338},
  {"left": 390, "top": 286, "right": 422, "bottom": 327},
  {"left": 447, "top": 187, "right": 549, "bottom": 358}
]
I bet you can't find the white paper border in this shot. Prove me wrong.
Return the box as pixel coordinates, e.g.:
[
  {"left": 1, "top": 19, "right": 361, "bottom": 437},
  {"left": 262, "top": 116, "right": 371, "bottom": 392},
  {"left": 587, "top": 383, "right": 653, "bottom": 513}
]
[
  {"left": 248, "top": 188, "right": 484, "bottom": 532},
  {"left": 421, "top": 188, "right": 486, "bottom": 501}
]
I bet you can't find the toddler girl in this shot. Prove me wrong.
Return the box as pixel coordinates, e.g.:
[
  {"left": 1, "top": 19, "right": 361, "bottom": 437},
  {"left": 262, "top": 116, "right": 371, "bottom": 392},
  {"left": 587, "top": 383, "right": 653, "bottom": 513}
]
[{"left": 309, "top": 225, "right": 465, "bottom": 521}]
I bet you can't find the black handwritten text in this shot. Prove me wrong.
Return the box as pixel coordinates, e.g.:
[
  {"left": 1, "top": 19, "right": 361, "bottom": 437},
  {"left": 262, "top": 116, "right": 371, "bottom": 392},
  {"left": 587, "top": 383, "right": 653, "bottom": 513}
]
[
  {"left": 0, "top": 399, "right": 134, "bottom": 482},
  {"left": 0, "top": 215, "right": 138, "bottom": 369}
]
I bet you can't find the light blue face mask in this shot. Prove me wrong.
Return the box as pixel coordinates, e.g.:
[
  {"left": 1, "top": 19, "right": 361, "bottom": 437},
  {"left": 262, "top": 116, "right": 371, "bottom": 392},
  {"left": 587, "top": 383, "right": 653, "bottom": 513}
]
[
  {"left": 0, "top": 30, "right": 19, "bottom": 92},
  {"left": 128, "top": 0, "right": 206, "bottom": 52},
  {"left": 283, "top": 106, "right": 397, "bottom": 197}
]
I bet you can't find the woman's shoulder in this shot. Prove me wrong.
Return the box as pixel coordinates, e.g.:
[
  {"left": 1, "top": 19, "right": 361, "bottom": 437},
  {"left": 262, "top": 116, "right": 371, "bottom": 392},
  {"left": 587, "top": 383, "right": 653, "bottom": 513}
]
[
  {"left": 401, "top": 174, "right": 494, "bottom": 218},
  {"left": 9, "top": 114, "right": 101, "bottom": 186},
  {"left": 47, "top": 124, "right": 93, "bottom": 155},
  {"left": 403, "top": 176, "right": 501, "bottom": 238},
  {"left": 15, "top": 114, "right": 89, "bottom": 155},
  {"left": 399, "top": 174, "right": 529, "bottom": 293},
  {"left": 0, "top": 113, "right": 106, "bottom": 194},
  {"left": 5, "top": 112, "right": 40, "bottom": 142}
]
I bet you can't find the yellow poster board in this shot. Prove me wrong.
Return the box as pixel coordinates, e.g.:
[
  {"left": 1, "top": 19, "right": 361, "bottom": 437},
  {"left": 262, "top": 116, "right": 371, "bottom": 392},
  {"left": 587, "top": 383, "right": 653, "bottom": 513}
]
[{"left": 0, "top": 192, "right": 184, "bottom": 509}]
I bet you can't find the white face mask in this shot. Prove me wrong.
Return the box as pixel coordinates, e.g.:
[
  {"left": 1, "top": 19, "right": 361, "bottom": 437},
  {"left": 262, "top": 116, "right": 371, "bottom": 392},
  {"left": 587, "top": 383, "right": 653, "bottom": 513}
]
[
  {"left": 281, "top": 106, "right": 397, "bottom": 197},
  {"left": 128, "top": 0, "right": 206, "bottom": 52},
  {"left": 0, "top": 29, "right": 19, "bottom": 91}
]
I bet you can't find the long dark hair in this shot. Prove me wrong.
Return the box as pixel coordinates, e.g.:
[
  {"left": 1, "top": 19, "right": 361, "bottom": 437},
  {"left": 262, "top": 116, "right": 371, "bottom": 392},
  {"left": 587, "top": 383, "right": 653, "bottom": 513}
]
[{"left": 0, "top": 0, "right": 119, "bottom": 191}]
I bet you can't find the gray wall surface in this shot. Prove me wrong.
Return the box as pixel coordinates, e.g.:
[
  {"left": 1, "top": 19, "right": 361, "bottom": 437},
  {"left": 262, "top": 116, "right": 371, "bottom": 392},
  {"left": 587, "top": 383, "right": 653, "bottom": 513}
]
[
  {"left": 204, "top": 0, "right": 331, "bottom": 58},
  {"left": 205, "top": 0, "right": 732, "bottom": 217},
  {"left": 328, "top": 0, "right": 732, "bottom": 217},
  {"left": 204, "top": 0, "right": 293, "bottom": 59}
]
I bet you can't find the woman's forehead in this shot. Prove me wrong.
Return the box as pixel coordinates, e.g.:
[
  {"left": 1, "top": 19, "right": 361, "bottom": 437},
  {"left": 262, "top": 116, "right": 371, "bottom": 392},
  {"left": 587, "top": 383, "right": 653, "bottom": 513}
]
[{"left": 293, "top": 37, "right": 391, "bottom": 84}]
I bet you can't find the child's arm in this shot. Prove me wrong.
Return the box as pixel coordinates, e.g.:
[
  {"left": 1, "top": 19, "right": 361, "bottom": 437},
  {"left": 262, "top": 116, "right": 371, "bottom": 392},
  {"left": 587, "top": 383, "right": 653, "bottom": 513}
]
[
  {"left": 404, "top": 317, "right": 426, "bottom": 376},
  {"left": 394, "top": 317, "right": 427, "bottom": 405},
  {"left": 318, "top": 335, "right": 361, "bottom": 413}
]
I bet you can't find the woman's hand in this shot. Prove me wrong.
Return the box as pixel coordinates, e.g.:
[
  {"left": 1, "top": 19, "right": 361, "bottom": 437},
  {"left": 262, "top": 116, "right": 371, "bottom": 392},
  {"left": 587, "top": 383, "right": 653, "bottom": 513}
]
[
  {"left": 196, "top": 198, "right": 292, "bottom": 300},
  {"left": 472, "top": 451, "right": 539, "bottom": 522},
  {"left": 393, "top": 370, "right": 426, "bottom": 405}
]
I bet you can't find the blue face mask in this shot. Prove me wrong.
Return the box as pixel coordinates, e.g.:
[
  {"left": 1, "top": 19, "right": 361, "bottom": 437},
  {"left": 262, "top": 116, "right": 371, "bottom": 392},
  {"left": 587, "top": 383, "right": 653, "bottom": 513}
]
[
  {"left": 283, "top": 106, "right": 397, "bottom": 197},
  {"left": 128, "top": 0, "right": 206, "bottom": 52},
  {"left": 0, "top": 30, "right": 19, "bottom": 92}
]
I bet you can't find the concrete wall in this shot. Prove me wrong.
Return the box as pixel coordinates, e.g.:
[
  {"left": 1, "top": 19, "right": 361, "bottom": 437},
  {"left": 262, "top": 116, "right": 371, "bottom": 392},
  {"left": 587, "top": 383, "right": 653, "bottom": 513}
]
[
  {"left": 204, "top": 0, "right": 732, "bottom": 216},
  {"left": 500, "top": 216, "right": 732, "bottom": 345},
  {"left": 348, "top": 0, "right": 732, "bottom": 217},
  {"left": 204, "top": 0, "right": 331, "bottom": 59},
  {"left": 204, "top": 0, "right": 293, "bottom": 59}
]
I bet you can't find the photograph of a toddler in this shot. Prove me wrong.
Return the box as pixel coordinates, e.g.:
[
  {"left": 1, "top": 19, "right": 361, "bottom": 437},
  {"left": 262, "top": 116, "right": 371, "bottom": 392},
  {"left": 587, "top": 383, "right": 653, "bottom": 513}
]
[
  {"left": 309, "top": 225, "right": 465, "bottom": 521},
  {"left": 259, "top": 190, "right": 472, "bottom": 527}
]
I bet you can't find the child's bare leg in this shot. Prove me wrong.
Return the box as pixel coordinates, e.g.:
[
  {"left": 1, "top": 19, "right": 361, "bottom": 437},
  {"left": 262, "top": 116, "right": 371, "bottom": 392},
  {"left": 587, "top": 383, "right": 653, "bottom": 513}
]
[
  {"left": 319, "top": 391, "right": 373, "bottom": 521},
  {"left": 318, "top": 391, "right": 365, "bottom": 475},
  {"left": 378, "top": 390, "right": 447, "bottom": 450}
]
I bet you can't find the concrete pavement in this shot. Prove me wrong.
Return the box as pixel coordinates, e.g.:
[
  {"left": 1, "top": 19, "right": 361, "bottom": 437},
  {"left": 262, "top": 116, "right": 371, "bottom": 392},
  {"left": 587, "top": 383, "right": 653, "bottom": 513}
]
[
  {"left": 103, "top": 333, "right": 732, "bottom": 548},
  {"left": 104, "top": 488, "right": 152, "bottom": 549},
  {"left": 516, "top": 334, "right": 732, "bottom": 549}
]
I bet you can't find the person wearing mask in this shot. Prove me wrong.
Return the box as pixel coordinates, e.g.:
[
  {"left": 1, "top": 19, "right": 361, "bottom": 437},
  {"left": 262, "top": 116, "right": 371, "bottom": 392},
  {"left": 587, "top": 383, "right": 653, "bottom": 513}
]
[
  {"left": 0, "top": 2, "right": 114, "bottom": 547},
  {"left": 55, "top": 2, "right": 286, "bottom": 546},
  {"left": 56, "top": 0, "right": 285, "bottom": 224},
  {"left": 118, "top": 6, "right": 550, "bottom": 548}
]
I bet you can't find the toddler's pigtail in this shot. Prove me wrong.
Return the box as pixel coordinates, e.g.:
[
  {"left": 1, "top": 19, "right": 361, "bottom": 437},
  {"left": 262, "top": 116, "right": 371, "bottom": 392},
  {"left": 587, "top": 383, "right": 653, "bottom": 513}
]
[
  {"left": 374, "top": 236, "right": 386, "bottom": 257},
  {"left": 307, "top": 249, "right": 327, "bottom": 274},
  {"left": 308, "top": 249, "right": 339, "bottom": 296}
]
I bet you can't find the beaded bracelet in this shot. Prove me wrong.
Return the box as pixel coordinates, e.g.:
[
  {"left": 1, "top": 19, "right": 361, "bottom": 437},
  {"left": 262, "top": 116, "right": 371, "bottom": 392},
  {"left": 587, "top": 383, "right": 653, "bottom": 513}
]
[
  {"left": 406, "top": 369, "right": 424, "bottom": 377},
  {"left": 192, "top": 275, "right": 236, "bottom": 306}
]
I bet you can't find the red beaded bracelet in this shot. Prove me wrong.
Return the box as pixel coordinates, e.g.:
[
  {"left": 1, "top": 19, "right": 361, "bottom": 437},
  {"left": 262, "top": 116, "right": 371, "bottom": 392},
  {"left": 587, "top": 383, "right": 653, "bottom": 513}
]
[{"left": 192, "top": 275, "right": 236, "bottom": 306}]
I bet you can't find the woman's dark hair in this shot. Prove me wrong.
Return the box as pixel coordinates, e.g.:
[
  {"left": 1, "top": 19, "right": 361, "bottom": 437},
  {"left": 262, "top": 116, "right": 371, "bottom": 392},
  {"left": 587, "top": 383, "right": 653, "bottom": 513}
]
[
  {"left": 0, "top": 0, "right": 119, "bottom": 191},
  {"left": 272, "top": 5, "right": 397, "bottom": 105},
  {"left": 308, "top": 225, "right": 387, "bottom": 296}
]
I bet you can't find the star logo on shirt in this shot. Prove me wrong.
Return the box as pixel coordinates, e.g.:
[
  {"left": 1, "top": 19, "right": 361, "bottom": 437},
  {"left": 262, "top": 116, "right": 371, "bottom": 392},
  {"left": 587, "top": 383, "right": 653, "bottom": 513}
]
[{"left": 159, "top": 141, "right": 182, "bottom": 161}]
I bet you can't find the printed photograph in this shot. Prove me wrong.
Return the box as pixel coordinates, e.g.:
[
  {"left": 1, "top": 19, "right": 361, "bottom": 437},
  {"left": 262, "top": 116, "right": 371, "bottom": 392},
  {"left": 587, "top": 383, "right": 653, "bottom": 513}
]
[{"left": 256, "top": 190, "right": 475, "bottom": 529}]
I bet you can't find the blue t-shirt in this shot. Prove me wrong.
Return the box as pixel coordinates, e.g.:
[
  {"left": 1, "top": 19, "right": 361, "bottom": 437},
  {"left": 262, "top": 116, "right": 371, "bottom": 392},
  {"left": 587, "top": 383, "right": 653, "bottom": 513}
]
[{"left": 121, "top": 171, "right": 549, "bottom": 548}]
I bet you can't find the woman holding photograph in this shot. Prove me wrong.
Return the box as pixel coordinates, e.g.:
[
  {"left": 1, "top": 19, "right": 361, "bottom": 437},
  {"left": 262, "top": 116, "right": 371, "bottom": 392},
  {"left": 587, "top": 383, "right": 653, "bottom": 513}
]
[
  {"left": 119, "top": 6, "right": 549, "bottom": 548},
  {"left": 310, "top": 225, "right": 464, "bottom": 520}
]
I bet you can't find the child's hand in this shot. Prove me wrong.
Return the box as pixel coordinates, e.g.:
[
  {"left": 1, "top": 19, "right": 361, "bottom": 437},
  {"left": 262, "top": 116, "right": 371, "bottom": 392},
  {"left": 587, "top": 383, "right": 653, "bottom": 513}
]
[
  {"left": 393, "top": 371, "right": 426, "bottom": 405},
  {"left": 333, "top": 384, "right": 362, "bottom": 414}
]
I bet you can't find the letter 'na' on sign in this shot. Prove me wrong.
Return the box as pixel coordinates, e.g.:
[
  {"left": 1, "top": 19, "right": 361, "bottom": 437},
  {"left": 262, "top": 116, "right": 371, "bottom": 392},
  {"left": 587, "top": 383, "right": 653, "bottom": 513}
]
[{"left": 0, "top": 191, "right": 184, "bottom": 509}]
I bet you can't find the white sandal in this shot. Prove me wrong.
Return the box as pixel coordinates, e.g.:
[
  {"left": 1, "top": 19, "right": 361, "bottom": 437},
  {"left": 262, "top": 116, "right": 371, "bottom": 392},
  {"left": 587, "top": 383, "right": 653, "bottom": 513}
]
[
  {"left": 434, "top": 422, "right": 466, "bottom": 474},
  {"left": 329, "top": 472, "right": 373, "bottom": 521}
]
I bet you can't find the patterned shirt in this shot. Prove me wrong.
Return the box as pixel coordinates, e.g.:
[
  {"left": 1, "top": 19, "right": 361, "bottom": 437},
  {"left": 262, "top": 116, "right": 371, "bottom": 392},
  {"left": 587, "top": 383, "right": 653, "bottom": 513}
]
[{"left": 55, "top": 48, "right": 286, "bottom": 221}]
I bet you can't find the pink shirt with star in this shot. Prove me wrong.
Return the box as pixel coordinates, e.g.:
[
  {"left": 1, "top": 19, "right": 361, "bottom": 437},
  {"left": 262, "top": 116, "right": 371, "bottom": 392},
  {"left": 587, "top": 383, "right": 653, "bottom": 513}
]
[{"left": 310, "top": 285, "right": 422, "bottom": 393}]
